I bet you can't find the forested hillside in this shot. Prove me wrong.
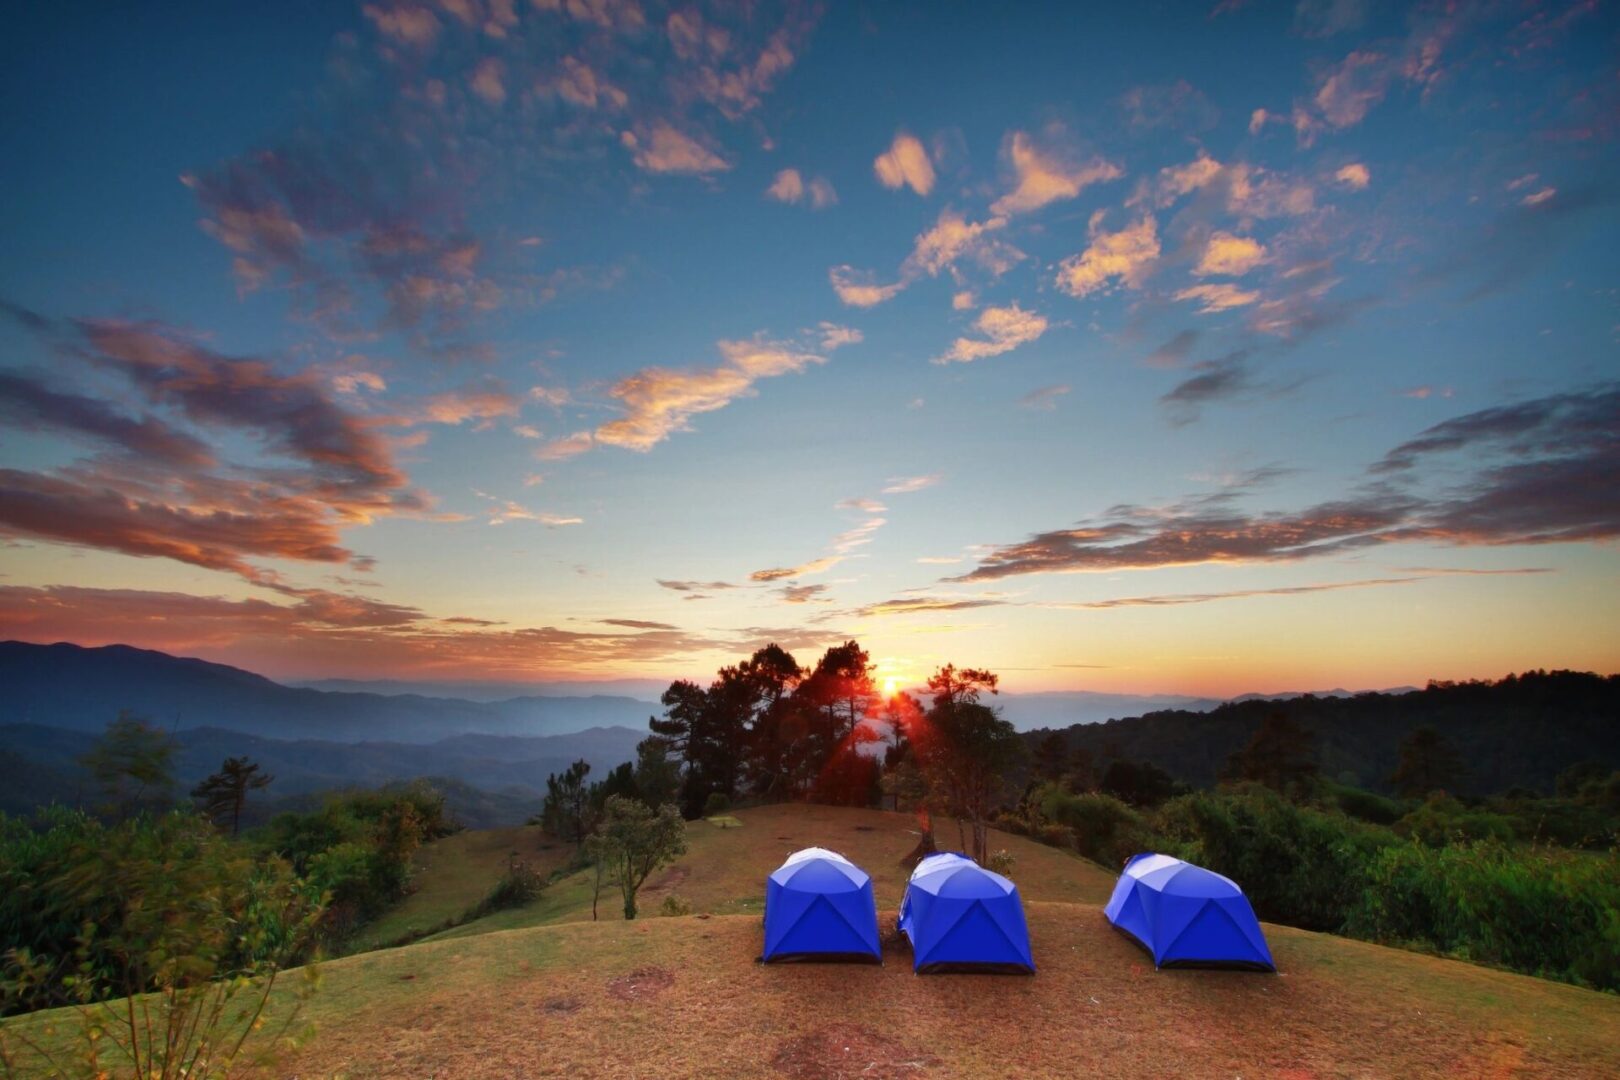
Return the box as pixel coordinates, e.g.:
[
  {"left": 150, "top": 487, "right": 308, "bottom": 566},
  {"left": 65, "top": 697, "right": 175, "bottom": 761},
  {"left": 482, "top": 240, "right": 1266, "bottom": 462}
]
[{"left": 1030, "top": 671, "right": 1620, "bottom": 795}]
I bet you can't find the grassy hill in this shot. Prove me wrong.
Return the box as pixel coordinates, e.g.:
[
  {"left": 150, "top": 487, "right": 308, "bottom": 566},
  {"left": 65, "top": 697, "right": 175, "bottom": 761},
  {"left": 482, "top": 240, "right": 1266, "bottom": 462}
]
[
  {"left": 408, "top": 803, "right": 1118, "bottom": 943},
  {"left": 344, "top": 825, "right": 574, "bottom": 952},
  {"left": 8, "top": 804, "right": 1619, "bottom": 1077}
]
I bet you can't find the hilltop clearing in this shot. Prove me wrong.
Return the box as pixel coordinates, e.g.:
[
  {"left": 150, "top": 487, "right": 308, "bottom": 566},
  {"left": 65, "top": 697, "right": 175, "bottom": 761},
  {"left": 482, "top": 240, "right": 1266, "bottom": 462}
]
[
  {"left": 402, "top": 803, "right": 1116, "bottom": 944},
  {"left": 269, "top": 904, "right": 1620, "bottom": 1078}
]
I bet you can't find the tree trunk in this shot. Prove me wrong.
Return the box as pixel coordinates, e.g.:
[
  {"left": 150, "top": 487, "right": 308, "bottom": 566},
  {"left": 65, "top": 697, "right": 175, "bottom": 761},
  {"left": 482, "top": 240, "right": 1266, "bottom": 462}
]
[{"left": 900, "top": 807, "right": 937, "bottom": 868}]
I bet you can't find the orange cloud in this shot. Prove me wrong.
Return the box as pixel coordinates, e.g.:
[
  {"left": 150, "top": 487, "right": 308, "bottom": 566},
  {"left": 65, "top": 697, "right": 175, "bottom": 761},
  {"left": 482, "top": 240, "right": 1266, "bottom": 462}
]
[
  {"left": 1195, "top": 232, "right": 1268, "bottom": 276},
  {"left": 1175, "top": 283, "right": 1262, "bottom": 313},
  {"left": 621, "top": 123, "right": 729, "bottom": 174},
  {"left": 873, "top": 133, "right": 935, "bottom": 196},
  {"left": 991, "top": 132, "right": 1121, "bottom": 215},
  {"left": 935, "top": 303, "right": 1049, "bottom": 364},
  {"left": 1056, "top": 215, "right": 1160, "bottom": 297}
]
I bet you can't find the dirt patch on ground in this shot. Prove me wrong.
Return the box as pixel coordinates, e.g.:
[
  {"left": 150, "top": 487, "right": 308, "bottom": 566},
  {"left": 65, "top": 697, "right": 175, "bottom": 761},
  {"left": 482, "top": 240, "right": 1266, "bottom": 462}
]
[
  {"left": 541, "top": 996, "right": 582, "bottom": 1014},
  {"left": 606, "top": 965, "right": 675, "bottom": 1001},
  {"left": 772, "top": 1026, "right": 937, "bottom": 1080},
  {"left": 641, "top": 865, "right": 690, "bottom": 900}
]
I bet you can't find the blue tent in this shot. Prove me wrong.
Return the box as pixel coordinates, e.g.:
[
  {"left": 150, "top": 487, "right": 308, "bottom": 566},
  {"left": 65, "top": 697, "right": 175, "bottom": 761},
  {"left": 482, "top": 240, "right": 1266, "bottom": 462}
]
[
  {"left": 1104, "top": 853, "right": 1275, "bottom": 971},
  {"left": 897, "top": 853, "right": 1034, "bottom": 973},
  {"left": 761, "top": 848, "right": 882, "bottom": 963}
]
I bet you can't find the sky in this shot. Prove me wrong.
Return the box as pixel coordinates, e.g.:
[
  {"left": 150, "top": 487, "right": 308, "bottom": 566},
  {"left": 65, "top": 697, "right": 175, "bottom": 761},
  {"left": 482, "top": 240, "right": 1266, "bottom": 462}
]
[{"left": 0, "top": 0, "right": 1617, "bottom": 696}]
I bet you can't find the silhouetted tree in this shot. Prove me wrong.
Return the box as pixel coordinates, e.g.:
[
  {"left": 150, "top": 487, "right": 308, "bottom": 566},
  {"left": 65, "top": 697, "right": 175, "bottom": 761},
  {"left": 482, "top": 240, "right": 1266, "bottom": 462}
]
[
  {"left": 738, "top": 644, "right": 804, "bottom": 800},
  {"left": 633, "top": 736, "right": 682, "bottom": 810},
  {"left": 540, "top": 759, "right": 593, "bottom": 846},
  {"left": 79, "top": 712, "right": 178, "bottom": 818},
  {"left": 1226, "top": 712, "right": 1318, "bottom": 794},
  {"left": 1099, "top": 759, "right": 1178, "bottom": 807},
  {"left": 1034, "top": 732, "right": 1071, "bottom": 783},
  {"left": 1390, "top": 726, "right": 1465, "bottom": 797},
  {"left": 914, "top": 664, "right": 1023, "bottom": 862},
  {"left": 190, "top": 756, "right": 273, "bottom": 836},
  {"left": 585, "top": 796, "right": 687, "bottom": 920}
]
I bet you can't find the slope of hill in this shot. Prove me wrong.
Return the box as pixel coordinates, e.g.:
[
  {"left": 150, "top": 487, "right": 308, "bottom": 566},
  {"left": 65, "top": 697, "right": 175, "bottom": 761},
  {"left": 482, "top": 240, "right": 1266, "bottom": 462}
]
[
  {"left": 410, "top": 803, "right": 1118, "bottom": 944},
  {"left": 0, "top": 641, "right": 655, "bottom": 742},
  {"left": 131, "top": 803, "right": 1620, "bottom": 1078},
  {"left": 344, "top": 825, "right": 574, "bottom": 952},
  {"left": 1036, "top": 670, "right": 1620, "bottom": 795},
  {"left": 8, "top": 804, "right": 1617, "bottom": 1077}
]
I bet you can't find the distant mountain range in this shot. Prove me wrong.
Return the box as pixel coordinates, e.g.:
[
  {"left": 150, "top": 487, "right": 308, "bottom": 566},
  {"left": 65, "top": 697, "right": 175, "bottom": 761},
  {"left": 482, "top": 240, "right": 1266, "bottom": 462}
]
[
  {"left": 0, "top": 641, "right": 659, "bottom": 742},
  {"left": 0, "top": 721, "right": 643, "bottom": 824},
  {"left": 0, "top": 641, "right": 1424, "bottom": 743}
]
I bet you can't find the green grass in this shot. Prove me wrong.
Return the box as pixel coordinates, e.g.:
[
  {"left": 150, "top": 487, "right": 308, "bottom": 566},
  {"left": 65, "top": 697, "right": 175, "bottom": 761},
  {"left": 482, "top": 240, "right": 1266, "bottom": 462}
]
[{"left": 344, "top": 825, "right": 572, "bottom": 952}]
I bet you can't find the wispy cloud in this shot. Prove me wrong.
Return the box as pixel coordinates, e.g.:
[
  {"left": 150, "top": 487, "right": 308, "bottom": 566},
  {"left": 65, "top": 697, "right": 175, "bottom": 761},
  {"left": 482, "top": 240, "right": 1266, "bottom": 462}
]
[
  {"left": 1175, "top": 283, "right": 1262, "bottom": 313},
  {"left": 955, "top": 385, "right": 1620, "bottom": 581},
  {"left": 750, "top": 555, "right": 842, "bottom": 582},
  {"left": 1019, "top": 384, "right": 1071, "bottom": 411},
  {"left": 882, "top": 474, "right": 941, "bottom": 495},
  {"left": 621, "top": 122, "right": 730, "bottom": 174},
  {"left": 990, "top": 131, "right": 1121, "bottom": 215}
]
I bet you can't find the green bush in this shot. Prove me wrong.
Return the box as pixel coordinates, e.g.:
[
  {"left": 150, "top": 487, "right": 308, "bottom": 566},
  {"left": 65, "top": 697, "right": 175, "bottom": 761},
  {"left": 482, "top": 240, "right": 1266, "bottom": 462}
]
[
  {"left": 1329, "top": 783, "right": 1406, "bottom": 826},
  {"left": 1035, "top": 785, "right": 1154, "bottom": 868},
  {"left": 657, "top": 894, "right": 693, "bottom": 917},
  {"left": 466, "top": 858, "right": 546, "bottom": 921},
  {"left": 1346, "top": 842, "right": 1620, "bottom": 991},
  {"left": 1394, "top": 795, "right": 1516, "bottom": 847},
  {"left": 1154, "top": 784, "right": 1396, "bottom": 931},
  {"left": 702, "top": 792, "right": 731, "bottom": 816}
]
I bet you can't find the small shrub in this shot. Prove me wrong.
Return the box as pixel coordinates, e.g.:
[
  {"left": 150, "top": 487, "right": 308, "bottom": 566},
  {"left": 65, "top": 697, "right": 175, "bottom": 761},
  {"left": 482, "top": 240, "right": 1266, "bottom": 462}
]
[
  {"left": 658, "top": 894, "right": 693, "bottom": 917},
  {"left": 702, "top": 792, "right": 731, "bottom": 816},
  {"left": 985, "top": 849, "right": 1016, "bottom": 878},
  {"left": 1331, "top": 784, "right": 1405, "bottom": 826},
  {"left": 476, "top": 857, "right": 546, "bottom": 916}
]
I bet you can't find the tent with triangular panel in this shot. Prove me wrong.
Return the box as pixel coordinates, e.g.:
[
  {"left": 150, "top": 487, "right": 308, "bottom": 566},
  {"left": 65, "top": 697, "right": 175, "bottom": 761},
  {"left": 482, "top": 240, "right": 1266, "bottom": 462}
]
[
  {"left": 1104, "top": 853, "right": 1275, "bottom": 971},
  {"left": 761, "top": 848, "right": 882, "bottom": 963},
  {"left": 897, "top": 852, "right": 1034, "bottom": 973}
]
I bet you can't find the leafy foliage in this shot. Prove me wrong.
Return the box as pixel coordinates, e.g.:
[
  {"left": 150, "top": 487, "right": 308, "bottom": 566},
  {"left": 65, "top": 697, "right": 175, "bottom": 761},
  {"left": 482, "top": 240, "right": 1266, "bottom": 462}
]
[
  {"left": 584, "top": 796, "right": 687, "bottom": 920},
  {"left": 1346, "top": 842, "right": 1620, "bottom": 991},
  {"left": 0, "top": 808, "right": 323, "bottom": 1076}
]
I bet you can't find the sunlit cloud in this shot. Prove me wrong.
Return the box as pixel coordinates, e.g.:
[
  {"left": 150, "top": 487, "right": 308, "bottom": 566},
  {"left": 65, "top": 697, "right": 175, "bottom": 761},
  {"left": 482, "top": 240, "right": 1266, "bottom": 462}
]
[
  {"left": 621, "top": 122, "right": 730, "bottom": 174},
  {"left": 1057, "top": 214, "right": 1160, "bottom": 297},
  {"left": 935, "top": 303, "right": 1049, "bottom": 364},
  {"left": 750, "top": 555, "right": 842, "bottom": 582},
  {"left": 767, "top": 169, "right": 805, "bottom": 204},
  {"left": 1175, "top": 283, "right": 1262, "bottom": 313},
  {"left": 955, "top": 384, "right": 1620, "bottom": 581},
  {"left": 990, "top": 131, "right": 1121, "bottom": 216},
  {"left": 1335, "top": 162, "right": 1371, "bottom": 189},
  {"left": 829, "top": 266, "right": 905, "bottom": 308},
  {"left": 1195, "top": 232, "right": 1268, "bottom": 276},
  {"left": 873, "top": 132, "right": 936, "bottom": 196}
]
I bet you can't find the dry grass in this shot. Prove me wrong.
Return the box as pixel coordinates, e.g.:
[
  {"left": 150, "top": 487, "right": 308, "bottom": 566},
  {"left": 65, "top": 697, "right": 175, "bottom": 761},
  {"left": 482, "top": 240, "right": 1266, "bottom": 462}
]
[
  {"left": 346, "top": 825, "right": 572, "bottom": 952},
  {"left": 12, "top": 804, "right": 1617, "bottom": 1077},
  {"left": 267, "top": 903, "right": 1620, "bottom": 1079},
  {"left": 423, "top": 803, "right": 1117, "bottom": 941}
]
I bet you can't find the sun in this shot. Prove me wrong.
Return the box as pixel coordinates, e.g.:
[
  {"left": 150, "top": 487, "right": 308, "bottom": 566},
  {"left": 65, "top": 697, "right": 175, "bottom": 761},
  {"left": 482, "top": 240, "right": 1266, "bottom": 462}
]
[{"left": 883, "top": 676, "right": 899, "bottom": 697}]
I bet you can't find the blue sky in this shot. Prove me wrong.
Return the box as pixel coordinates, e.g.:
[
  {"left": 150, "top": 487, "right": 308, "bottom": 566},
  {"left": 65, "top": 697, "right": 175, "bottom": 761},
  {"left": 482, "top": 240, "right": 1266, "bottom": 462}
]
[{"left": 1, "top": 0, "right": 1616, "bottom": 693}]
